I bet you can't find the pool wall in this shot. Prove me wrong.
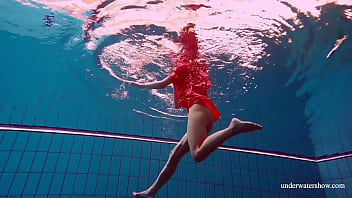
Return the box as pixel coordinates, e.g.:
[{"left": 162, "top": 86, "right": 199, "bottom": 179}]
[{"left": 0, "top": 130, "right": 325, "bottom": 198}]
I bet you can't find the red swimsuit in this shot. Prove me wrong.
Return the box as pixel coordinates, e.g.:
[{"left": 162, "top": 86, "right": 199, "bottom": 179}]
[{"left": 168, "top": 56, "right": 220, "bottom": 122}]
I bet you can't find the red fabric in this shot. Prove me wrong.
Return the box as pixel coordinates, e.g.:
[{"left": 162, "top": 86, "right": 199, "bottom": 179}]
[
  {"left": 168, "top": 57, "right": 220, "bottom": 122},
  {"left": 181, "top": 4, "right": 211, "bottom": 11}
]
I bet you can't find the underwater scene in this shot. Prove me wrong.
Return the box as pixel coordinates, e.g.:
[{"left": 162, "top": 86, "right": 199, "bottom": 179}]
[{"left": 0, "top": 0, "right": 352, "bottom": 197}]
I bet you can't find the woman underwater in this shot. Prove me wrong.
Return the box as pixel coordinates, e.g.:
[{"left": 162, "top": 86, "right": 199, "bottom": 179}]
[{"left": 130, "top": 23, "right": 263, "bottom": 198}]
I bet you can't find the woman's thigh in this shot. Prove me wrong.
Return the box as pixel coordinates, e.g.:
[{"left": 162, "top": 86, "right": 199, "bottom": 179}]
[{"left": 187, "top": 104, "right": 213, "bottom": 151}]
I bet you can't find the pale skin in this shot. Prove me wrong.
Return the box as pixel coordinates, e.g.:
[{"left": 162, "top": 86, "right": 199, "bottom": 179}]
[{"left": 130, "top": 78, "right": 263, "bottom": 198}]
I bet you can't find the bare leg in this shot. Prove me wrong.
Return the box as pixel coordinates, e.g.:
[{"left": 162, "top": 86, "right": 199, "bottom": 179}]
[
  {"left": 133, "top": 133, "right": 190, "bottom": 198},
  {"left": 133, "top": 104, "right": 262, "bottom": 197},
  {"left": 187, "top": 104, "right": 262, "bottom": 162}
]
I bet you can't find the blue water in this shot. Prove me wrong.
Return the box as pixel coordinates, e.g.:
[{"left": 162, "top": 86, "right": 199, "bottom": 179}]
[{"left": 0, "top": 1, "right": 351, "bottom": 197}]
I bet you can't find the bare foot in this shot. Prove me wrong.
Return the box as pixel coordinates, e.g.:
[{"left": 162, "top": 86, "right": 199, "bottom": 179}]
[
  {"left": 133, "top": 191, "right": 154, "bottom": 198},
  {"left": 228, "top": 118, "right": 263, "bottom": 135}
]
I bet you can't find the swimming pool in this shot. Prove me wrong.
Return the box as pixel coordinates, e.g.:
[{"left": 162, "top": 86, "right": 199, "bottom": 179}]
[{"left": 0, "top": 0, "right": 351, "bottom": 197}]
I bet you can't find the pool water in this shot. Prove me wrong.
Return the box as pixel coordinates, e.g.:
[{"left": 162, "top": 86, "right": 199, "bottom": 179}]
[{"left": 0, "top": 0, "right": 351, "bottom": 197}]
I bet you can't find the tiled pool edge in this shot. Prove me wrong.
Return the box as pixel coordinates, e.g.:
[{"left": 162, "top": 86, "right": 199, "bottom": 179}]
[{"left": 1, "top": 123, "right": 351, "bottom": 163}]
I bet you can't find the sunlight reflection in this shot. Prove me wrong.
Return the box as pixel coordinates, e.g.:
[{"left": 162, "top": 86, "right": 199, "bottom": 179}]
[{"left": 12, "top": 0, "right": 352, "bottom": 118}]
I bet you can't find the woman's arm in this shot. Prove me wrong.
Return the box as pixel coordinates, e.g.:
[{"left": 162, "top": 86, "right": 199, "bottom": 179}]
[{"left": 129, "top": 77, "right": 171, "bottom": 89}]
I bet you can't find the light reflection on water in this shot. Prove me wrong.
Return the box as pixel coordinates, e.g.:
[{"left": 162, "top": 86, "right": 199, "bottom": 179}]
[{"left": 9, "top": 0, "right": 351, "bottom": 116}]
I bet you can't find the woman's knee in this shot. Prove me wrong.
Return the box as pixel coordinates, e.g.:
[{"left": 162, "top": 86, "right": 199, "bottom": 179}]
[
  {"left": 168, "top": 149, "right": 181, "bottom": 165},
  {"left": 169, "top": 147, "right": 175, "bottom": 157},
  {"left": 168, "top": 145, "right": 187, "bottom": 164},
  {"left": 190, "top": 149, "right": 205, "bottom": 163}
]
